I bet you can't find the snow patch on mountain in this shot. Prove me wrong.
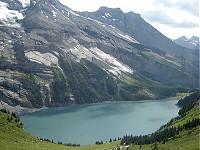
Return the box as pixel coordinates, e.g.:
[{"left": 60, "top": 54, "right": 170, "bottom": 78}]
[
  {"left": 66, "top": 44, "right": 133, "bottom": 77},
  {"left": 102, "top": 16, "right": 106, "bottom": 19},
  {"left": 87, "top": 17, "right": 104, "bottom": 25},
  {"left": 18, "top": 0, "right": 30, "bottom": 8},
  {"left": 69, "top": 11, "right": 80, "bottom": 17},
  {"left": 85, "top": 17, "right": 139, "bottom": 44},
  {"left": 182, "top": 38, "right": 198, "bottom": 46},
  {"left": 109, "top": 25, "right": 115, "bottom": 28},
  {"left": 101, "top": 13, "right": 112, "bottom": 19},
  {"left": 32, "top": 1, "right": 36, "bottom": 5},
  {"left": 173, "top": 36, "right": 199, "bottom": 49},
  {"left": 118, "top": 33, "right": 139, "bottom": 44},
  {"left": 90, "top": 47, "right": 133, "bottom": 76},
  {"left": 52, "top": 10, "right": 57, "bottom": 17},
  {"left": 105, "top": 12, "right": 112, "bottom": 18},
  {"left": 190, "top": 39, "right": 198, "bottom": 46},
  {"left": 0, "top": 1, "right": 24, "bottom": 27},
  {"left": 68, "top": 44, "right": 94, "bottom": 61}
]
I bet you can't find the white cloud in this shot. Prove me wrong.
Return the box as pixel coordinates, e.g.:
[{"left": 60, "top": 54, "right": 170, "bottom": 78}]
[
  {"left": 59, "top": 0, "right": 199, "bottom": 39},
  {"left": 150, "top": 22, "right": 199, "bottom": 39},
  {"left": 59, "top": 0, "right": 156, "bottom": 13}
]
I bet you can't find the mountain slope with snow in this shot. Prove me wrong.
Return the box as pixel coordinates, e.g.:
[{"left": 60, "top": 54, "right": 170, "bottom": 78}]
[
  {"left": 174, "top": 36, "right": 199, "bottom": 50},
  {"left": 0, "top": 1, "right": 23, "bottom": 27},
  {"left": 0, "top": 0, "right": 198, "bottom": 109},
  {"left": 78, "top": 6, "right": 199, "bottom": 69}
]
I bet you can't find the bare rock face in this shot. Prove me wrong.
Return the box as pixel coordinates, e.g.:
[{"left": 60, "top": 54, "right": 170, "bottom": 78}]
[
  {"left": 79, "top": 7, "right": 198, "bottom": 58},
  {"left": 0, "top": 0, "right": 198, "bottom": 109}
]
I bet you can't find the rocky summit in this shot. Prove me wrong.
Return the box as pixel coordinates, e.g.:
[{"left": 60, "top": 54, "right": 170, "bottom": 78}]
[
  {"left": 174, "top": 36, "right": 199, "bottom": 50},
  {"left": 0, "top": 0, "right": 198, "bottom": 109}
]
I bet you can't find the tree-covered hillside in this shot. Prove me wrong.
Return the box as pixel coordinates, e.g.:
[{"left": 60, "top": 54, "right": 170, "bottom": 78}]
[{"left": 120, "top": 92, "right": 200, "bottom": 150}]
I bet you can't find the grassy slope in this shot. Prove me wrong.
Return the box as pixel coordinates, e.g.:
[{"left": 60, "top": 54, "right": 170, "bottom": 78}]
[
  {"left": 129, "top": 127, "right": 199, "bottom": 150},
  {"left": 1, "top": 108, "right": 199, "bottom": 150},
  {"left": 171, "top": 106, "right": 199, "bottom": 128},
  {"left": 0, "top": 112, "right": 66, "bottom": 150},
  {"left": 0, "top": 95, "right": 199, "bottom": 150},
  {"left": 128, "top": 102, "right": 200, "bottom": 150},
  {"left": 0, "top": 111, "right": 120, "bottom": 150}
]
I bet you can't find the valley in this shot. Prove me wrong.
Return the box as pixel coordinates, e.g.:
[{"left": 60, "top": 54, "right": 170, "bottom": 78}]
[
  {"left": 0, "top": 92, "right": 199, "bottom": 149},
  {"left": 0, "top": 0, "right": 199, "bottom": 149},
  {"left": 0, "top": 0, "right": 198, "bottom": 110}
]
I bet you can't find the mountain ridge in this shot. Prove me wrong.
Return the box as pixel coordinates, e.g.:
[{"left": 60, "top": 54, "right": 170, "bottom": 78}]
[
  {"left": 78, "top": 6, "right": 198, "bottom": 57},
  {"left": 0, "top": 0, "right": 198, "bottom": 109},
  {"left": 174, "top": 36, "right": 199, "bottom": 50}
]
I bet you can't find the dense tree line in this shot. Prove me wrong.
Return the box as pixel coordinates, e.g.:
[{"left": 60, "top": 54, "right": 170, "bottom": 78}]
[
  {"left": 177, "top": 91, "right": 199, "bottom": 107},
  {"left": 160, "top": 100, "right": 199, "bottom": 131},
  {"left": 0, "top": 109, "right": 23, "bottom": 128},
  {"left": 121, "top": 118, "right": 200, "bottom": 146},
  {"left": 0, "top": 108, "right": 9, "bottom": 114},
  {"left": 160, "top": 95, "right": 199, "bottom": 130},
  {"left": 38, "top": 138, "right": 81, "bottom": 147},
  {"left": 0, "top": 109, "right": 17, "bottom": 118},
  {"left": 178, "top": 102, "right": 198, "bottom": 117},
  {"left": 95, "top": 141, "right": 103, "bottom": 145},
  {"left": 95, "top": 137, "right": 122, "bottom": 145},
  {"left": 121, "top": 100, "right": 200, "bottom": 146},
  {"left": 63, "top": 143, "right": 80, "bottom": 147}
]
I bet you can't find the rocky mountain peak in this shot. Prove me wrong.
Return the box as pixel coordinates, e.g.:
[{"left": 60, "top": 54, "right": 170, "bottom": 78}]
[
  {"left": 94, "top": 6, "right": 142, "bottom": 22},
  {"left": 79, "top": 6, "right": 198, "bottom": 61},
  {"left": 190, "top": 36, "right": 199, "bottom": 42},
  {"left": 177, "top": 36, "right": 188, "bottom": 41},
  {"left": 98, "top": 6, "right": 123, "bottom": 14},
  {"left": 174, "top": 36, "right": 199, "bottom": 50}
]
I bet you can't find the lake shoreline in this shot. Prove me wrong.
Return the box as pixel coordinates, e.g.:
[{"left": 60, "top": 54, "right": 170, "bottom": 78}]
[
  {"left": 0, "top": 101, "right": 48, "bottom": 116},
  {"left": 0, "top": 97, "right": 179, "bottom": 116},
  {"left": 103, "top": 97, "right": 179, "bottom": 104},
  {"left": 19, "top": 99, "right": 180, "bottom": 145}
]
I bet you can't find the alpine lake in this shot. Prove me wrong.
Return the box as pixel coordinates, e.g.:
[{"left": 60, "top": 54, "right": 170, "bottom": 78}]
[{"left": 20, "top": 99, "right": 180, "bottom": 145}]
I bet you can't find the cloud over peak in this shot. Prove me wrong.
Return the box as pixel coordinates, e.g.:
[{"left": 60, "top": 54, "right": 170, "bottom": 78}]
[{"left": 59, "top": 0, "right": 199, "bottom": 38}]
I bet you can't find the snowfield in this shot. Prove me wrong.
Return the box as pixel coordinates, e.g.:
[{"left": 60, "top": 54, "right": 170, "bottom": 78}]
[
  {"left": 18, "top": 0, "right": 30, "bottom": 8},
  {"left": 0, "top": 1, "right": 24, "bottom": 27}
]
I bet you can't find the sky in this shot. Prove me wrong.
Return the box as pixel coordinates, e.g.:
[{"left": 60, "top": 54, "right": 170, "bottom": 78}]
[{"left": 59, "top": 0, "right": 199, "bottom": 39}]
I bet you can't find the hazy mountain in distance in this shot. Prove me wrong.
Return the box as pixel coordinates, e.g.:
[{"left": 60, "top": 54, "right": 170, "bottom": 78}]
[{"left": 174, "top": 36, "right": 199, "bottom": 50}]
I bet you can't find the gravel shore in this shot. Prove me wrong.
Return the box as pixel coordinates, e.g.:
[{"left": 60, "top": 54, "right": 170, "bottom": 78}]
[{"left": 0, "top": 101, "right": 47, "bottom": 115}]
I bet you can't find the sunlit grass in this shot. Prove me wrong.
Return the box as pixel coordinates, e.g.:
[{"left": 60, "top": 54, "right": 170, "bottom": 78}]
[
  {"left": 0, "top": 100, "right": 199, "bottom": 150},
  {"left": 176, "top": 92, "right": 190, "bottom": 99},
  {"left": 128, "top": 127, "right": 199, "bottom": 150},
  {"left": 0, "top": 111, "right": 121, "bottom": 150}
]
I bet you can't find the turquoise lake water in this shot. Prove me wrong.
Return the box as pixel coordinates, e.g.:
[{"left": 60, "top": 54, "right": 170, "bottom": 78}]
[{"left": 20, "top": 100, "right": 180, "bottom": 145}]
